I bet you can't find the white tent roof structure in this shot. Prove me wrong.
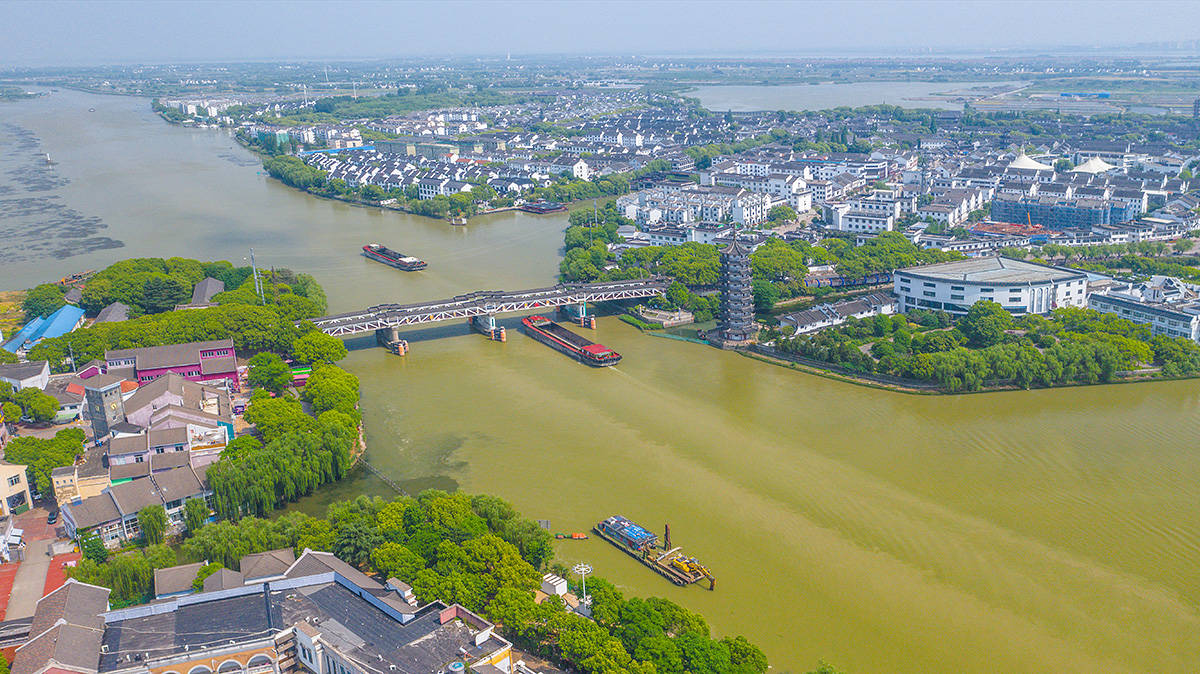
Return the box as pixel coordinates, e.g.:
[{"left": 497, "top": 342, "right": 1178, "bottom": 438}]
[
  {"left": 1008, "top": 154, "right": 1054, "bottom": 171},
  {"left": 1072, "top": 156, "right": 1117, "bottom": 174}
]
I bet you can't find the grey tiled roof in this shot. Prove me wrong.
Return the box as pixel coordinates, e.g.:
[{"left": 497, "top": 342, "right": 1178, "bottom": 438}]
[{"left": 154, "top": 562, "right": 205, "bottom": 597}]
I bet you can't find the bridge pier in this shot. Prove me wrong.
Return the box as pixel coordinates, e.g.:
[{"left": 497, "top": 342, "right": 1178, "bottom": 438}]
[
  {"left": 470, "top": 314, "right": 506, "bottom": 342},
  {"left": 564, "top": 302, "right": 595, "bottom": 329},
  {"left": 376, "top": 327, "right": 408, "bottom": 356}
]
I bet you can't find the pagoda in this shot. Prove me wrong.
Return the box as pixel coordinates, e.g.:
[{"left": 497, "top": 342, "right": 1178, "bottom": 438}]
[{"left": 714, "top": 234, "right": 756, "bottom": 347}]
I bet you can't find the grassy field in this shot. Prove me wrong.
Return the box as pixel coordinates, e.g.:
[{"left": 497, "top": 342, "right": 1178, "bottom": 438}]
[{"left": 0, "top": 291, "right": 27, "bottom": 339}]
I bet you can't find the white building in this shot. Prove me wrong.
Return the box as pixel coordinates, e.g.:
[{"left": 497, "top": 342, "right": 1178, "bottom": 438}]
[
  {"left": 0, "top": 360, "right": 50, "bottom": 391},
  {"left": 618, "top": 185, "right": 771, "bottom": 227},
  {"left": 1088, "top": 277, "right": 1200, "bottom": 342},
  {"left": 894, "top": 257, "right": 1088, "bottom": 316}
]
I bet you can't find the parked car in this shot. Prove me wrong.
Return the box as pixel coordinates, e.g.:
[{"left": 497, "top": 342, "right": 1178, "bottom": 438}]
[{"left": 46, "top": 511, "right": 58, "bottom": 525}]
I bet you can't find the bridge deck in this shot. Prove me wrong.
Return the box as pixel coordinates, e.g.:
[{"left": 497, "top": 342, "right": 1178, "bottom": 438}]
[{"left": 310, "top": 276, "right": 670, "bottom": 337}]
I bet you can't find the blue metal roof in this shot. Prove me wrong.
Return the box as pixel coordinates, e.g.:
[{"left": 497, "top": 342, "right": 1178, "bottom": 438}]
[
  {"left": 3, "top": 316, "right": 46, "bottom": 352},
  {"left": 2, "top": 305, "right": 84, "bottom": 352}
]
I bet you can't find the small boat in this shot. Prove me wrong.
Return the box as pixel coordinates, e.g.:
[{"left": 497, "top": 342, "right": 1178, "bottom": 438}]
[
  {"left": 45, "top": 153, "right": 55, "bottom": 165},
  {"left": 448, "top": 216, "right": 467, "bottom": 226},
  {"left": 88, "top": 108, "right": 95, "bottom": 112}
]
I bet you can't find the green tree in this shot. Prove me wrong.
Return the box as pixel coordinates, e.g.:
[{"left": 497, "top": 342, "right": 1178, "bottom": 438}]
[
  {"left": 81, "top": 529, "right": 108, "bottom": 564},
  {"left": 3, "top": 429, "right": 85, "bottom": 492},
  {"left": 291, "top": 331, "right": 348, "bottom": 365},
  {"left": 723, "top": 635, "right": 769, "bottom": 673},
  {"left": 138, "top": 505, "right": 168, "bottom": 545},
  {"left": 22, "top": 284, "right": 67, "bottom": 320},
  {"left": 333, "top": 519, "right": 383, "bottom": 568},
  {"left": 370, "top": 542, "right": 425, "bottom": 581},
  {"left": 14, "top": 387, "right": 59, "bottom": 423},
  {"left": 247, "top": 352, "right": 293, "bottom": 393},
  {"left": 0, "top": 402, "right": 20, "bottom": 425},
  {"left": 184, "top": 498, "right": 209, "bottom": 533},
  {"left": 751, "top": 279, "right": 781, "bottom": 312},
  {"left": 192, "top": 562, "right": 224, "bottom": 591},
  {"left": 960, "top": 300, "right": 1014, "bottom": 347},
  {"left": 141, "top": 275, "right": 192, "bottom": 313},
  {"left": 767, "top": 204, "right": 797, "bottom": 223}
]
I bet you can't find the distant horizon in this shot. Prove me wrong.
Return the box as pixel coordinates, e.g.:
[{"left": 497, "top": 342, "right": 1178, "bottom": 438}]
[
  {"left": 6, "top": 43, "right": 1200, "bottom": 72},
  {"left": 3, "top": 0, "right": 1200, "bottom": 68}
]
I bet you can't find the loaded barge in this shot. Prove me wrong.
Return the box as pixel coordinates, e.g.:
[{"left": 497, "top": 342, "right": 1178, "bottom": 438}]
[
  {"left": 522, "top": 316, "right": 621, "bottom": 367},
  {"left": 362, "top": 243, "right": 427, "bottom": 271},
  {"left": 593, "top": 515, "right": 715, "bottom": 589}
]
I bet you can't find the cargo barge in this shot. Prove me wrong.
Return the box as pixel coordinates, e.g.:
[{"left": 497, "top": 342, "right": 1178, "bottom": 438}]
[
  {"left": 519, "top": 200, "right": 567, "bottom": 214},
  {"left": 362, "top": 244, "right": 427, "bottom": 271},
  {"left": 522, "top": 316, "right": 621, "bottom": 367},
  {"left": 593, "top": 515, "right": 715, "bottom": 589}
]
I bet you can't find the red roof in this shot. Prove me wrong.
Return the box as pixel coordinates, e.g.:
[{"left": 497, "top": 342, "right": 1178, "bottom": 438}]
[{"left": 582, "top": 344, "right": 612, "bottom": 355}]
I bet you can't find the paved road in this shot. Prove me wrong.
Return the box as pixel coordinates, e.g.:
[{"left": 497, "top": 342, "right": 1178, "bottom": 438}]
[{"left": 7, "top": 539, "right": 50, "bottom": 619}]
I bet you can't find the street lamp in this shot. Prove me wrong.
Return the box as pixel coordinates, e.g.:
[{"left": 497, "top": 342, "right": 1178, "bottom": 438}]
[{"left": 572, "top": 562, "right": 592, "bottom": 609}]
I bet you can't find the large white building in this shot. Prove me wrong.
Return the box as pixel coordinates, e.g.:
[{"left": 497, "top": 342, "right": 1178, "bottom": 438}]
[{"left": 894, "top": 257, "right": 1088, "bottom": 316}]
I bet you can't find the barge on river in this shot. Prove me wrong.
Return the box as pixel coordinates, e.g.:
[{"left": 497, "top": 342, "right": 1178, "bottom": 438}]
[
  {"left": 593, "top": 515, "right": 716, "bottom": 589},
  {"left": 362, "top": 243, "right": 427, "bottom": 271},
  {"left": 522, "top": 316, "right": 620, "bottom": 367}
]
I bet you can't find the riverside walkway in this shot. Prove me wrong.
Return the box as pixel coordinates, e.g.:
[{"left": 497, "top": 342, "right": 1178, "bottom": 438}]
[{"left": 309, "top": 276, "right": 670, "bottom": 337}]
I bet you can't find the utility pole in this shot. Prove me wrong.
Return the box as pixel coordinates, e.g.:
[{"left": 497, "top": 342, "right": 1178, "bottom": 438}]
[{"left": 248, "top": 248, "right": 264, "bottom": 305}]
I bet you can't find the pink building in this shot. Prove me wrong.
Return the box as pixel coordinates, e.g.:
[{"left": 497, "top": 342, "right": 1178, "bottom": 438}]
[{"left": 105, "top": 339, "right": 238, "bottom": 390}]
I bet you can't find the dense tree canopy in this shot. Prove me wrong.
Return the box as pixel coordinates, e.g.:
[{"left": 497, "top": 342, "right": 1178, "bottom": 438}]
[
  {"left": 2, "top": 428, "right": 85, "bottom": 493},
  {"left": 22, "top": 284, "right": 67, "bottom": 320},
  {"left": 779, "top": 305, "right": 1200, "bottom": 392}
]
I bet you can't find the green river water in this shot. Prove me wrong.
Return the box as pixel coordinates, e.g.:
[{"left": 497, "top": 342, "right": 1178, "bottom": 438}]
[{"left": 2, "top": 90, "right": 1200, "bottom": 672}]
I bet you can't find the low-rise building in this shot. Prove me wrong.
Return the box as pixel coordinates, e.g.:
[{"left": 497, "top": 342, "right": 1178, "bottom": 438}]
[
  {"left": 779, "top": 292, "right": 898, "bottom": 334},
  {"left": 2, "top": 305, "right": 86, "bottom": 354},
  {"left": 17, "top": 549, "right": 516, "bottom": 674},
  {"left": 61, "top": 464, "right": 211, "bottom": 548},
  {"left": 0, "top": 461, "right": 32, "bottom": 516},
  {"left": 0, "top": 361, "right": 50, "bottom": 391},
  {"left": 1088, "top": 276, "right": 1200, "bottom": 342},
  {"left": 894, "top": 257, "right": 1088, "bottom": 316},
  {"left": 105, "top": 339, "right": 238, "bottom": 388}
]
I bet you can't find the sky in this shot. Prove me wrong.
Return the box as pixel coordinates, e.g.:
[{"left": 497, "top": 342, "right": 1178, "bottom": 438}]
[{"left": 3, "top": 0, "right": 1200, "bottom": 67}]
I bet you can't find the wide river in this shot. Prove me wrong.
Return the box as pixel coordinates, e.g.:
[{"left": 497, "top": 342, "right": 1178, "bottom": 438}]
[{"left": 4, "top": 90, "right": 1200, "bottom": 672}]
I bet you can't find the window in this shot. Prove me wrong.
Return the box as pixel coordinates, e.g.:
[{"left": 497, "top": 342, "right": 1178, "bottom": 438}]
[
  {"left": 950, "top": 285, "right": 964, "bottom": 291},
  {"left": 951, "top": 294, "right": 964, "bottom": 300},
  {"left": 7, "top": 476, "right": 19, "bottom": 487},
  {"left": 923, "top": 282, "right": 935, "bottom": 288},
  {"left": 981, "top": 288, "right": 993, "bottom": 292},
  {"left": 923, "top": 291, "right": 935, "bottom": 297}
]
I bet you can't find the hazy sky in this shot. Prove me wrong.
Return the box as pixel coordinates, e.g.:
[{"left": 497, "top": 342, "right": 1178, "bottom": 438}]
[{"left": 4, "top": 0, "right": 1200, "bottom": 67}]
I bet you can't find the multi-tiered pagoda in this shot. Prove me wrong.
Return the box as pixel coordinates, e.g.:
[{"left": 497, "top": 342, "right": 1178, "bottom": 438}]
[{"left": 715, "top": 236, "right": 756, "bottom": 347}]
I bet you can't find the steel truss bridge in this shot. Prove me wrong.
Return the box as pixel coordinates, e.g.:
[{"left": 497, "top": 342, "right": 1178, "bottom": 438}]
[{"left": 309, "top": 276, "right": 671, "bottom": 337}]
